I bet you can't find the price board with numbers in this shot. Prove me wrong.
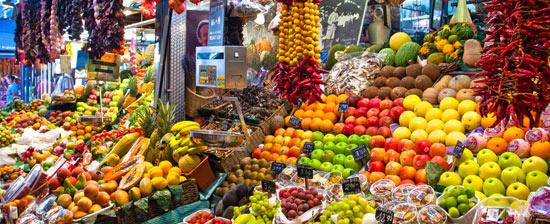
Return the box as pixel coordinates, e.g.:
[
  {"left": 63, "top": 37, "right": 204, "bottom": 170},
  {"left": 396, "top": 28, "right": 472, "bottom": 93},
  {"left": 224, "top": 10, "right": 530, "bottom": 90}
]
[
  {"left": 261, "top": 180, "right": 276, "bottom": 193},
  {"left": 352, "top": 145, "right": 369, "bottom": 161},
  {"left": 270, "top": 162, "right": 286, "bottom": 175},
  {"left": 338, "top": 101, "right": 349, "bottom": 112},
  {"left": 342, "top": 177, "right": 361, "bottom": 194},
  {"left": 297, "top": 165, "right": 313, "bottom": 179},
  {"left": 453, "top": 141, "right": 465, "bottom": 158},
  {"left": 289, "top": 116, "right": 302, "bottom": 128},
  {"left": 303, "top": 142, "right": 314, "bottom": 153},
  {"left": 375, "top": 207, "right": 394, "bottom": 224}
]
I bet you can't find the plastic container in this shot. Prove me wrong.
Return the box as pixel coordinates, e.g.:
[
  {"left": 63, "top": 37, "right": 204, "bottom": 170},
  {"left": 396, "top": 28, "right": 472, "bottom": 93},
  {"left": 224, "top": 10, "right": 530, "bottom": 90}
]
[
  {"left": 392, "top": 184, "right": 415, "bottom": 203},
  {"left": 472, "top": 196, "right": 526, "bottom": 224},
  {"left": 408, "top": 185, "right": 436, "bottom": 207},
  {"left": 417, "top": 205, "right": 449, "bottom": 224},
  {"left": 185, "top": 156, "right": 216, "bottom": 191},
  {"left": 370, "top": 179, "right": 395, "bottom": 202},
  {"left": 528, "top": 187, "right": 550, "bottom": 223},
  {"left": 183, "top": 209, "right": 213, "bottom": 224},
  {"left": 204, "top": 217, "right": 231, "bottom": 224},
  {"left": 436, "top": 186, "right": 479, "bottom": 224},
  {"left": 391, "top": 203, "right": 418, "bottom": 224}
]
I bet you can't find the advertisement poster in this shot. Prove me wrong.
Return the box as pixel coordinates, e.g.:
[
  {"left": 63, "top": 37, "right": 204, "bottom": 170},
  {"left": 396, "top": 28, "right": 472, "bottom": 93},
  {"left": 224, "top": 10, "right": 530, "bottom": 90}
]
[
  {"left": 208, "top": 0, "right": 226, "bottom": 46},
  {"left": 184, "top": 10, "right": 209, "bottom": 89}
]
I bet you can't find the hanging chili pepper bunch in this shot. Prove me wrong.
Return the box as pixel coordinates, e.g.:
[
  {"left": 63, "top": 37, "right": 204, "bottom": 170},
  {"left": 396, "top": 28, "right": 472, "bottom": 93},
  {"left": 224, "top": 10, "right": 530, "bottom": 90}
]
[
  {"left": 141, "top": 0, "right": 204, "bottom": 18},
  {"left": 474, "top": 0, "right": 550, "bottom": 128},
  {"left": 272, "top": 0, "right": 324, "bottom": 105},
  {"left": 18, "top": 0, "right": 50, "bottom": 65},
  {"left": 84, "top": 0, "right": 126, "bottom": 59}
]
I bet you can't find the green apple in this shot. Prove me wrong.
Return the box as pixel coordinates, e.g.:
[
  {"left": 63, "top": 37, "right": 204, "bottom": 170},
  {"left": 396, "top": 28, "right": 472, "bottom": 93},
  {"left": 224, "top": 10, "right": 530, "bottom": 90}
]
[
  {"left": 344, "top": 155, "right": 362, "bottom": 171},
  {"left": 298, "top": 157, "right": 311, "bottom": 166},
  {"left": 458, "top": 160, "right": 480, "bottom": 178},
  {"left": 360, "top": 135, "right": 371, "bottom": 146},
  {"left": 345, "top": 144, "right": 358, "bottom": 155},
  {"left": 463, "top": 175, "right": 484, "bottom": 192},
  {"left": 522, "top": 156, "right": 548, "bottom": 174},
  {"left": 477, "top": 149, "right": 498, "bottom": 166},
  {"left": 475, "top": 191, "right": 487, "bottom": 201},
  {"left": 312, "top": 131, "right": 324, "bottom": 141},
  {"left": 526, "top": 171, "right": 549, "bottom": 192},
  {"left": 347, "top": 134, "right": 361, "bottom": 145},
  {"left": 311, "top": 149, "right": 324, "bottom": 161},
  {"left": 498, "top": 152, "right": 522, "bottom": 169},
  {"left": 479, "top": 162, "right": 502, "bottom": 180},
  {"left": 333, "top": 154, "right": 346, "bottom": 166},
  {"left": 336, "top": 134, "right": 349, "bottom": 144},
  {"left": 323, "top": 150, "right": 336, "bottom": 163},
  {"left": 506, "top": 182, "right": 530, "bottom": 200},
  {"left": 310, "top": 159, "right": 322, "bottom": 170},
  {"left": 483, "top": 177, "right": 506, "bottom": 196},
  {"left": 323, "top": 134, "right": 336, "bottom": 143},
  {"left": 314, "top": 141, "right": 324, "bottom": 150},
  {"left": 342, "top": 168, "right": 355, "bottom": 178},
  {"left": 333, "top": 164, "right": 345, "bottom": 173},
  {"left": 324, "top": 142, "right": 336, "bottom": 152},
  {"left": 500, "top": 166, "right": 525, "bottom": 186},
  {"left": 334, "top": 142, "right": 347, "bottom": 154},
  {"left": 458, "top": 148, "right": 474, "bottom": 165},
  {"left": 320, "top": 162, "right": 333, "bottom": 172},
  {"left": 439, "top": 172, "right": 462, "bottom": 187},
  {"left": 484, "top": 195, "right": 510, "bottom": 207}
]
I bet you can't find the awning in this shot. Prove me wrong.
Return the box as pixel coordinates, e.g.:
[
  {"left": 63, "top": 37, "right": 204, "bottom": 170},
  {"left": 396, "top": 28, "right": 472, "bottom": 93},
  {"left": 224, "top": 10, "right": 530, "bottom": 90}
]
[{"left": 0, "top": 51, "right": 14, "bottom": 58}]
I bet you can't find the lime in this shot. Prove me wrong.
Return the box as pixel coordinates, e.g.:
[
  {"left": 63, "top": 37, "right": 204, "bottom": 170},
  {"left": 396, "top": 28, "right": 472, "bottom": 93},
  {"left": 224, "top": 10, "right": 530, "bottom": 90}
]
[
  {"left": 464, "top": 187, "right": 475, "bottom": 198},
  {"left": 457, "top": 195, "right": 469, "bottom": 204},
  {"left": 458, "top": 203, "right": 470, "bottom": 215},
  {"left": 449, "top": 188, "right": 461, "bottom": 197},
  {"left": 469, "top": 201, "right": 476, "bottom": 209},
  {"left": 438, "top": 198, "right": 447, "bottom": 209},
  {"left": 446, "top": 196, "right": 458, "bottom": 208},
  {"left": 448, "top": 207, "right": 460, "bottom": 218}
]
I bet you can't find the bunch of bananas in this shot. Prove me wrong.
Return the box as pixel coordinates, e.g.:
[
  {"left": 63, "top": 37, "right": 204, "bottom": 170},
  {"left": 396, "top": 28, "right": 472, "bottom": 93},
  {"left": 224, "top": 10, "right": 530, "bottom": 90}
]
[
  {"left": 169, "top": 121, "right": 208, "bottom": 161},
  {"left": 277, "top": 0, "right": 321, "bottom": 66}
]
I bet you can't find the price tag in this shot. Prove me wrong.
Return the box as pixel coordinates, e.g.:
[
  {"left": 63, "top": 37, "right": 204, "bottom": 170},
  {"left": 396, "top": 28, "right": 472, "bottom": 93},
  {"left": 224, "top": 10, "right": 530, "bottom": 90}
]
[
  {"left": 338, "top": 101, "right": 349, "bottom": 113},
  {"left": 296, "top": 99, "right": 303, "bottom": 107},
  {"left": 486, "top": 208, "right": 500, "bottom": 222},
  {"left": 453, "top": 141, "right": 465, "bottom": 158},
  {"left": 342, "top": 177, "right": 361, "bottom": 194},
  {"left": 289, "top": 116, "right": 302, "bottom": 128},
  {"left": 261, "top": 180, "right": 276, "bottom": 193},
  {"left": 352, "top": 145, "right": 369, "bottom": 161},
  {"left": 303, "top": 142, "right": 314, "bottom": 153},
  {"left": 270, "top": 162, "right": 286, "bottom": 175},
  {"left": 297, "top": 165, "right": 313, "bottom": 179},
  {"left": 375, "top": 207, "right": 394, "bottom": 224}
]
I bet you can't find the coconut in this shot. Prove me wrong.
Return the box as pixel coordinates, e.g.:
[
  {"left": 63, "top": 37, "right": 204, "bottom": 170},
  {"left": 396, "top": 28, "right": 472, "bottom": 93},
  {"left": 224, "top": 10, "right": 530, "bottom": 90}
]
[
  {"left": 393, "top": 67, "right": 406, "bottom": 78},
  {"left": 373, "top": 77, "right": 387, "bottom": 88},
  {"left": 270, "top": 116, "right": 284, "bottom": 133},
  {"left": 400, "top": 76, "right": 416, "bottom": 89},
  {"left": 405, "top": 88, "right": 423, "bottom": 97},
  {"left": 385, "top": 77, "right": 401, "bottom": 88},
  {"left": 415, "top": 75, "right": 433, "bottom": 90},
  {"left": 380, "top": 66, "right": 395, "bottom": 78},
  {"left": 362, "top": 86, "right": 379, "bottom": 99},
  {"left": 438, "top": 88, "right": 457, "bottom": 102},
  {"left": 379, "top": 87, "right": 392, "bottom": 99},
  {"left": 406, "top": 64, "right": 423, "bottom": 77},
  {"left": 422, "top": 63, "right": 441, "bottom": 81},
  {"left": 391, "top": 87, "right": 407, "bottom": 100}
]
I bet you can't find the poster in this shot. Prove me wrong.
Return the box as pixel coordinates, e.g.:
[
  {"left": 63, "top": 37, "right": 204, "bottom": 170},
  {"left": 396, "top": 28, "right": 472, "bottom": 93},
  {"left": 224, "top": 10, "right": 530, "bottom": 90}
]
[
  {"left": 208, "top": 0, "right": 226, "bottom": 46},
  {"left": 184, "top": 10, "right": 209, "bottom": 89}
]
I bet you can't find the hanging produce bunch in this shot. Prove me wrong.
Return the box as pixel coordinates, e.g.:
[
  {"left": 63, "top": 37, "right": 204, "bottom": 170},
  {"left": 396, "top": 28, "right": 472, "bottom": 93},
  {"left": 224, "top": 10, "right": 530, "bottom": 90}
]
[
  {"left": 272, "top": 0, "right": 324, "bottom": 104},
  {"left": 474, "top": 0, "right": 550, "bottom": 128},
  {"left": 84, "top": 0, "right": 126, "bottom": 58},
  {"left": 140, "top": 0, "right": 204, "bottom": 19}
]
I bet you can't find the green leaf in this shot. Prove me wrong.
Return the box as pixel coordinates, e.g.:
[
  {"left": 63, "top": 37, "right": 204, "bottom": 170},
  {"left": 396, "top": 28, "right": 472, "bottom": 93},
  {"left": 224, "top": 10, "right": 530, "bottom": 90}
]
[{"left": 426, "top": 162, "right": 445, "bottom": 188}]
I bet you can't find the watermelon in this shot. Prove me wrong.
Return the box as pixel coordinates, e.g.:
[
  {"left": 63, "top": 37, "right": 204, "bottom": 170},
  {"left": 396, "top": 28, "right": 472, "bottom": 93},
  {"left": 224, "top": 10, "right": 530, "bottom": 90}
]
[
  {"left": 394, "top": 42, "right": 421, "bottom": 66},
  {"left": 378, "top": 48, "right": 396, "bottom": 66}
]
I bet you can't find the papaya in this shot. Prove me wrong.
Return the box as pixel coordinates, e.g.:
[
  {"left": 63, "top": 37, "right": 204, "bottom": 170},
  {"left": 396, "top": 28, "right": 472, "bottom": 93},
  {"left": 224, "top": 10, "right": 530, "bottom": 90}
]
[
  {"left": 118, "top": 164, "right": 145, "bottom": 190},
  {"left": 102, "top": 156, "right": 144, "bottom": 182},
  {"left": 139, "top": 177, "right": 153, "bottom": 196},
  {"left": 99, "top": 132, "right": 140, "bottom": 167}
]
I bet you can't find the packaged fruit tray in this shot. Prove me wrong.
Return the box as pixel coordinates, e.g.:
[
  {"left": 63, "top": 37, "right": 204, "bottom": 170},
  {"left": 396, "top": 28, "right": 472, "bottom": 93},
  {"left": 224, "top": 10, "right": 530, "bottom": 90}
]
[
  {"left": 436, "top": 185, "right": 480, "bottom": 224},
  {"left": 182, "top": 209, "right": 213, "bottom": 224},
  {"left": 274, "top": 186, "right": 326, "bottom": 224},
  {"left": 472, "top": 196, "right": 527, "bottom": 224}
]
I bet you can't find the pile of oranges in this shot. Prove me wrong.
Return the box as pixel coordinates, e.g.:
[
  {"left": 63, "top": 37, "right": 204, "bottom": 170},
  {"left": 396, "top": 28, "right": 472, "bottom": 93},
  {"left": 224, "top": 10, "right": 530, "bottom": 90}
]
[
  {"left": 285, "top": 94, "right": 348, "bottom": 132},
  {"left": 69, "top": 122, "right": 102, "bottom": 141},
  {"left": 253, "top": 127, "right": 315, "bottom": 164}
]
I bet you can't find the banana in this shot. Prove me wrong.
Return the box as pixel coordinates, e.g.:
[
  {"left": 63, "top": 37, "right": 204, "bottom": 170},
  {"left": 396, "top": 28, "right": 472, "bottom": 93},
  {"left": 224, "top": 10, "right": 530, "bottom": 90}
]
[
  {"left": 179, "top": 125, "right": 200, "bottom": 136},
  {"left": 171, "top": 121, "right": 200, "bottom": 132},
  {"left": 169, "top": 137, "right": 181, "bottom": 149},
  {"left": 187, "top": 145, "right": 208, "bottom": 154},
  {"left": 179, "top": 137, "right": 191, "bottom": 147},
  {"left": 172, "top": 146, "right": 189, "bottom": 161}
]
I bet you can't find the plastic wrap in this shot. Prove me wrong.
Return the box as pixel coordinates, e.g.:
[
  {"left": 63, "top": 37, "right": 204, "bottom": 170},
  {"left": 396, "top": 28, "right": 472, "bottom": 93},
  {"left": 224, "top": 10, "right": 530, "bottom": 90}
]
[
  {"left": 473, "top": 196, "right": 526, "bottom": 224},
  {"left": 324, "top": 54, "right": 383, "bottom": 95},
  {"left": 527, "top": 187, "right": 550, "bottom": 223}
]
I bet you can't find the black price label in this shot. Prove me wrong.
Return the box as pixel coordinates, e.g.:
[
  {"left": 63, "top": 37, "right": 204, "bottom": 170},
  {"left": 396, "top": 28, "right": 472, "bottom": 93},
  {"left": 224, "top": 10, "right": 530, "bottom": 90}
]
[
  {"left": 270, "top": 162, "right": 286, "bottom": 175},
  {"left": 297, "top": 165, "right": 313, "bottom": 179},
  {"left": 342, "top": 177, "right": 361, "bottom": 195},
  {"left": 289, "top": 116, "right": 302, "bottom": 128},
  {"left": 261, "top": 180, "right": 276, "bottom": 193},
  {"left": 296, "top": 99, "right": 303, "bottom": 107},
  {"left": 453, "top": 141, "right": 466, "bottom": 158},
  {"left": 375, "top": 207, "right": 394, "bottom": 224},
  {"left": 352, "top": 145, "right": 369, "bottom": 161},
  {"left": 303, "top": 142, "right": 314, "bottom": 153},
  {"left": 338, "top": 101, "right": 349, "bottom": 113}
]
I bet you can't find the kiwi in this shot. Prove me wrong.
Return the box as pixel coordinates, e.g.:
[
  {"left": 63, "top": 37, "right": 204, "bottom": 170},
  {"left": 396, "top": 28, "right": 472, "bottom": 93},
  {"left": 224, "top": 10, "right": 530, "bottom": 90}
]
[
  {"left": 380, "top": 66, "right": 395, "bottom": 78},
  {"left": 400, "top": 76, "right": 416, "bottom": 89},
  {"left": 422, "top": 63, "right": 441, "bottom": 81},
  {"left": 415, "top": 75, "right": 433, "bottom": 90},
  {"left": 379, "top": 87, "right": 392, "bottom": 99},
  {"left": 406, "top": 64, "right": 423, "bottom": 77},
  {"left": 385, "top": 77, "right": 401, "bottom": 88},
  {"left": 393, "top": 67, "right": 406, "bottom": 78},
  {"left": 391, "top": 87, "right": 407, "bottom": 100},
  {"left": 362, "top": 86, "right": 379, "bottom": 98},
  {"left": 405, "top": 88, "right": 423, "bottom": 97},
  {"left": 373, "top": 77, "right": 387, "bottom": 87}
]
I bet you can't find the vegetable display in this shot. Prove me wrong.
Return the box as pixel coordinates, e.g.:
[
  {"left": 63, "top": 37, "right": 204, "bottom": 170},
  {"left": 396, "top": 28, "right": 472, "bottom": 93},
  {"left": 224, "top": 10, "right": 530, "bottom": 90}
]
[{"left": 474, "top": 0, "right": 550, "bottom": 128}]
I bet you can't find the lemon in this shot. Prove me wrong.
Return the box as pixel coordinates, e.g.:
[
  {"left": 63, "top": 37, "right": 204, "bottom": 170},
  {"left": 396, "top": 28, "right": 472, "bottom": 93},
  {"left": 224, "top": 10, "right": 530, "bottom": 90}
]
[
  {"left": 414, "top": 101, "right": 433, "bottom": 117},
  {"left": 426, "top": 119, "right": 445, "bottom": 133},
  {"left": 440, "top": 97, "right": 459, "bottom": 111},
  {"left": 444, "top": 119, "right": 465, "bottom": 133},
  {"left": 425, "top": 108, "right": 443, "bottom": 121},
  {"left": 409, "top": 117, "right": 427, "bottom": 131},
  {"left": 462, "top": 111, "right": 482, "bottom": 131},
  {"left": 428, "top": 130, "right": 447, "bottom": 143},
  {"left": 399, "top": 111, "right": 417, "bottom": 127},
  {"left": 441, "top": 109, "right": 460, "bottom": 122},
  {"left": 393, "top": 127, "right": 411, "bottom": 140},
  {"left": 149, "top": 167, "right": 164, "bottom": 178},
  {"left": 403, "top": 95, "right": 421, "bottom": 110},
  {"left": 411, "top": 130, "right": 428, "bottom": 142},
  {"left": 159, "top": 161, "right": 173, "bottom": 175},
  {"left": 445, "top": 131, "right": 467, "bottom": 146},
  {"left": 458, "top": 100, "right": 477, "bottom": 115}
]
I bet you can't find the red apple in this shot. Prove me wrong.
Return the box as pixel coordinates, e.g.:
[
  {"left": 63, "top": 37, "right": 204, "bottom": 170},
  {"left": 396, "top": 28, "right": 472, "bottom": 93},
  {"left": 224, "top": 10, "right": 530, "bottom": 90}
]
[
  {"left": 345, "top": 116, "right": 356, "bottom": 125},
  {"left": 385, "top": 161, "right": 402, "bottom": 176},
  {"left": 400, "top": 179, "right": 415, "bottom": 186},
  {"left": 366, "top": 126, "right": 378, "bottom": 136},
  {"left": 370, "top": 135, "right": 386, "bottom": 148},
  {"left": 355, "top": 107, "right": 369, "bottom": 117},
  {"left": 348, "top": 95, "right": 362, "bottom": 107},
  {"left": 379, "top": 109, "right": 390, "bottom": 118},
  {"left": 414, "top": 140, "right": 431, "bottom": 155},
  {"left": 415, "top": 169, "right": 427, "bottom": 183},
  {"left": 367, "top": 108, "right": 380, "bottom": 117},
  {"left": 385, "top": 138, "right": 400, "bottom": 151},
  {"left": 353, "top": 125, "right": 366, "bottom": 135},
  {"left": 379, "top": 116, "right": 393, "bottom": 127},
  {"left": 345, "top": 107, "right": 357, "bottom": 118},
  {"left": 253, "top": 148, "right": 262, "bottom": 158},
  {"left": 398, "top": 139, "right": 415, "bottom": 152},
  {"left": 430, "top": 156, "right": 449, "bottom": 169},
  {"left": 380, "top": 99, "right": 393, "bottom": 110},
  {"left": 369, "top": 161, "right": 385, "bottom": 172},
  {"left": 384, "top": 150, "right": 400, "bottom": 163},
  {"left": 368, "top": 98, "right": 381, "bottom": 109},
  {"left": 393, "top": 98, "right": 404, "bottom": 107},
  {"left": 400, "top": 150, "right": 416, "bottom": 166},
  {"left": 413, "top": 154, "right": 431, "bottom": 169},
  {"left": 355, "top": 116, "right": 367, "bottom": 126},
  {"left": 357, "top": 98, "right": 370, "bottom": 108},
  {"left": 389, "top": 106, "right": 405, "bottom": 121},
  {"left": 342, "top": 124, "right": 355, "bottom": 135},
  {"left": 378, "top": 126, "right": 391, "bottom": 138},
  {"left": 367, "top": 117, "right": 379, "bottom": 127},
  {"left": 370, "top": 148, "right": 386, "bottom": 162},
  {"left": 399, "top": 166, "right": 417, "bottom": 180}
]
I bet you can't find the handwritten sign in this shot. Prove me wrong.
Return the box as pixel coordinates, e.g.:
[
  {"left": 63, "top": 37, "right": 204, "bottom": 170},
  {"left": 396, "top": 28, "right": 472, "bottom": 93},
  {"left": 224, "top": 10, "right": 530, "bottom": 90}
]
[
  {"left": 303, "top": 142, "right": 314, "bottom": 153},
  {"left": 375, "top": 207, "right": 394, "bottom": 224},
  {"left": 338, "top": 101, "right": 349, "bottom": 113},
  {"left": 453, "top": 141, "right": 465, "bottom": 158},
  {"left": 297, "top": 165, "right": 313, "bottom": 179},
  {"left": 289, "top": 116, "right": 302, "bottom": 128},
  {"left": 270, "top": 162, "right": 287, "bottom": 175},
  {"left": 261, "top": 180, "right": 276, "bottom": 193},
  {"left": 352, "top": 145, "right": 369, "bottom": 161},
  {"left": 342, "top": 177, "right": 361, "bottom": 194}
]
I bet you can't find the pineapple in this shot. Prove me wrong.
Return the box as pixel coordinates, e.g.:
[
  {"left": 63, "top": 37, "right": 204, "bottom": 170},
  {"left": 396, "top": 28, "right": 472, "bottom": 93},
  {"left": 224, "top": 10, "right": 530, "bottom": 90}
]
[
  {"left": 138, "top": 69, "right": 154, "bottom": 94},
  {"left": 122, "top": 76, "right": 138, "bottom": 108},
  {"left": 138, "top": 101, "right": 175, "bottom": 164}
]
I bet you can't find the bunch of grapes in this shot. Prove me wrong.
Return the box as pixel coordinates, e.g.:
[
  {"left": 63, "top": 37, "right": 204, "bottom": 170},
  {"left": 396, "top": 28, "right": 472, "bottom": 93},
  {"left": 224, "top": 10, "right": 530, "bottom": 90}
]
[
  {"left": 314, "top": 194, "right": 376, "bottom": 224},
  {"left": 234, "top": 191, "right": 279, "bottom": 223}
]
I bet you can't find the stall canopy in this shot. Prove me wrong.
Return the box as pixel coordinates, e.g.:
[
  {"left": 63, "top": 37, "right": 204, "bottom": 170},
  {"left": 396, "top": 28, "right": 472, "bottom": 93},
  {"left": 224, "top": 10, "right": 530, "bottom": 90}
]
[{"left": 0, "top": 19, "right": 16, "bottom": 58}]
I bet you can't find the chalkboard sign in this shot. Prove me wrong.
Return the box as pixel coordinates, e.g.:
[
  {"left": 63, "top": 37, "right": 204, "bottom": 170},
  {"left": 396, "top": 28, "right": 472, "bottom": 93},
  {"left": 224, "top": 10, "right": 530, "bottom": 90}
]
[
  {"left": 270, "top": 162, "right": 286, "bottom": 175},
  {"left": 297, "top": 165, "right": 313, "bottom": 179},
  {"left": 289, "top": 116, "right": 302, "bottom": 128},
  {"left": 303, "top": 142, "right": 314, "bottom": 153},
  {"left": 318, "top": 0, "right": 368, "bottom": 55},
  {"left": 352, "top": 145, "right": 369, "bottom": 161},
  {"left": 261, "top": 180, "right": 276, "bottom": 193},
  {"left": 375, "top": 207, "right": 394, "bottom": 224},
  {"left": 338, "top": 101, "right": 349, "bottom": 113},
  {"left": 453, "top": 141, "right": 466, "bottom": 158},
  {"left": 342, "top": 177, "right": 360, "bottom": 194}
]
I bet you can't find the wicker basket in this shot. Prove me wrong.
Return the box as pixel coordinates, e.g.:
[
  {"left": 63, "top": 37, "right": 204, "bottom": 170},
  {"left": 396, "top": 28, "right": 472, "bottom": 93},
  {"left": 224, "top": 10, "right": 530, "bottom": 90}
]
[
  {"left": 206, "top": 147, "right": 249, "bottom": 173},
  {"left": 246, "top": 126, "right": 265, "bottom": 152},
  {"left": 259, "top": 105, "right": 288, "bottom": 135},
  {"left": 181, "top": 179, "right": 200, "bottom": 205},
  {"left": 185, "top": 87, "right": 216, "bottom": 118}
]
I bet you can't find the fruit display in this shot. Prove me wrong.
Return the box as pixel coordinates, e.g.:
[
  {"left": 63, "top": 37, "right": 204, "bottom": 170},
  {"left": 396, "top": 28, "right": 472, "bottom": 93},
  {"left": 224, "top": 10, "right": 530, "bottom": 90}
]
[
  {"left": 3, "top": 111, "right": 49, "bottom": 131},
  {"left": 25, "top": 99, "right": 44, "bottom": 112},
  {"left": 312, "top": 194, "right": 375, "bottom": 224},
  {"left": 252, "top": 127, "right": 304, "bottom": 164},
  {"left": 336, "top": 97, "right": 404, "bottom": 137},
  {"left": 0, "top": 124, "right": 14, "bottom": 147},
  {"left": 420, "top": 23, "right": 475, "bottom": 64},
  {"left": 185, "top": 210, "right": 214, "bottom": 224},
  {"left": 49, "top": 138, "right": 88, "bottom": 163},
  {"left": 89, "top": 128, "right": 142, "bottom": 159},
  {"left": 169, "top": 120, "right": 207, "bottom": 161},
  {"left": 437, "top": 185, "right": 477, "bottom": 219},
  {"left": 216, "top": 157, "right": 273, "bottom": 195},
  {"left": 277, "top": 187, "right": 323, "bottom": 221},
  {"left": 76, "top": 102, "right": 99, "bottom": 116},
  {"left": 233, "top": 191, "right": 279, "bottom": 223},
  {"left": 67, "top": 122, "right": 102, "bottom": 141},
  {"left": 0, "top": 165, "right": 25, "bottom": 182},
  {"left": 47, "top": 111, "right": 78, "bottom": 129}
]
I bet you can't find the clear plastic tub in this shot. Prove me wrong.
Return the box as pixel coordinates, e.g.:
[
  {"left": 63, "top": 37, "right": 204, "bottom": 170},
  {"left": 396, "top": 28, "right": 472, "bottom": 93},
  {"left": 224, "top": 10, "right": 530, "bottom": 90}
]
[
  {"left": 472, "top": 196, "right": 526, "bottom": 224},
  {"left": 391, "top": 203, "right": 418, "bottom": 224},
  {"left": 408, "top": 185, "right": 436, "bottom": 207},
  {"left": 528, "top": 187, "right": 550, "bottom": 223},
  {"left": 436, "top": 185, "right": 479, "bottom": 224},
  {"left": 370, "top": 179, "right": 395, "bottom": 202},
  {"left": 417, "top": 205, "right": 449, "bottom": 224},
  {"left": 391, "top": 184, "right": 415, "bottom": 203}
]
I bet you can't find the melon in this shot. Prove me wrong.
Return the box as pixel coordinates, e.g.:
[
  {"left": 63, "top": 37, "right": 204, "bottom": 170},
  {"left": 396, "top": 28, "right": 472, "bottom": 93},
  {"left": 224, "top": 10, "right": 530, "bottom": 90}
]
[
  {"left": 395, "top": 42, "right": 421, "bottom": 66},
  {"left": 118, "top": 164, "right": 145, "bottom": 190},
  {"left": 389, "top": 32, "right": 412, "bottom": 51},
  {"left": 378, "top": 48, "right": 396, "bottom": 66},
  {"left": 179, "top": 154, "right": 202, "bottom": 173},
  {"left": 448, "top": 75, "right": 472, "bottom": 91}
]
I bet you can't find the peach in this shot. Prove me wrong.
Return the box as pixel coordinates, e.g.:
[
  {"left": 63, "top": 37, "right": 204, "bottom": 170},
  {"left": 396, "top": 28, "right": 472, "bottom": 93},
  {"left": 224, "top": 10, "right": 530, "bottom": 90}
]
[
  {"left": 264, "top": 135, "right": 275, "bottom": 143},
  {"left": 399, "top": 166, "right": 416, "bottom": 180},
  {"left": 384, "top": 150, "right": 401, "bottom": 164},
  {"left": 415, "top": 169, "right": 427, "bottom": 183},
  {"left": 399, "top": 150, "right": 416, "bottom": 166},
  {"left": 385, "top": 175, "right": 401, "bottom": 185},
  {"left": 370, "top": 148, "right": 386, "bottom": 162},
  {"left": 274, "top": 128, "right": 285, "bottom": 136},
  {"left": 385, "top": 161, "right": 402, "bottom": 176},
  {"left": 355, "top": 116, "right": 367, "bottom": 126}
]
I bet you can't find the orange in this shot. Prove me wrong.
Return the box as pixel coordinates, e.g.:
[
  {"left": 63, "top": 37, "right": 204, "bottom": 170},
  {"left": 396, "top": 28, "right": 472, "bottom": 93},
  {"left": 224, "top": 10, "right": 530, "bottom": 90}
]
[
  {"left": 305, "top": 103, "right": 316, "bottom": 111},
  {"left": 320, "top": 119, "right": 334, "bottom": 133},
  {"left": 85, "top": 126, "right": 93, "bottom": 133},
  {"left": 481, "top": 114, "right": 497, "bottom": 128},
  {"left": 314, "top": 110, "right": 325, "bottom": 118},
  {"left": 263, "top": 143, "right": 273, "bottom": 152},
  {"left": 337, "top": 94, "right": 348, "bottom": 103},
  {"left": 323, "top": 112, "right": 337, "bottom": 123},
  {"left": 487, "top": 137, "right": 508, "bottom": 155},
  {"left": 301, "top": 118, "right": 312, "bottom": 130},
  {"left": 316, "top": 103, "right": 326, "bottom": 111},
  {"left": 323, "top": 102, "right": 337, "bottom": 113},
  {"left": 270, "top": 153, "right": 280, "bottom": 161},
  {"left": 325, "top": 94, "right": 338, "bottom": 104},
  {"left": 503, "top": 127, "right": 524, "bottom": 142},
  {"left": 333, "top": 123, "right": 345, "bottom": 134},
  {"left": 294, "top": 109, "right": 305, "bottom": 119},
  {"left": 77, "top": 130, "right": 85, "bottom": 136},
  {"left": 284, "top": 128, "right": 295, "bottom": 137},
  {"left": 286, "top": 157, "right": 297, "bottom": 165},
  {"left": 303, "top": 110, "right": 314, "bottom": 119},
  {"left": 274, "top": 128, "right": 285, "bottom": 136},
  {"left": 385, "top": 175, "right": 401, "bottom": 185},
  {"left": 284, "top": 116, "right": 291, "bottom": 127},
  {"left": 531, "top": 141, "right": 550, "bottom": 159},
  {"left": 429, "top": 143, "right": 447, "bottom": 158},
  {"left": 276, "top": 155, "right": 288, "bottom": 163},
  {"left": 310, "top": 118, "right": 323, "bottom": 131},
  {"left": 264, "top": 135, "right": 275, "bottom": 143},
  {"left": 368, "top": 172, "right": 386, "bottom": 183},
  {"left": 260, "top": 151, "right": 272, "bottom": 160},
  {"left": 271, "top": 144, "right": 282, "bottom": 154}
]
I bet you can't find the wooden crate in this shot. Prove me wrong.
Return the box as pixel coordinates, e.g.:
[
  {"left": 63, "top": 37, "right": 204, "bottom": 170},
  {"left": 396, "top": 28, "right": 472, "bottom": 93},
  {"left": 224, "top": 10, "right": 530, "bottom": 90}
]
[
  {"left": 245, "top": 126, "right": 265, "bottom": 152},
  {"left": 259, "top": 105, "right": 288, "bottom": 135}
]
